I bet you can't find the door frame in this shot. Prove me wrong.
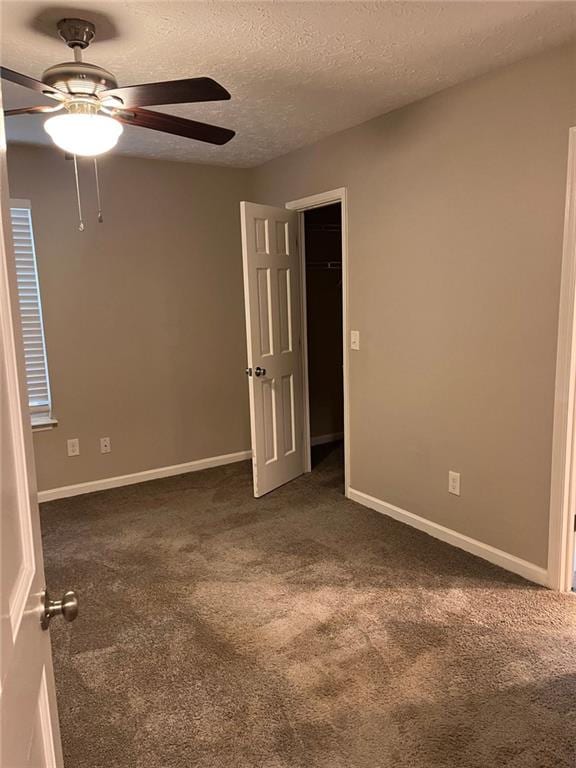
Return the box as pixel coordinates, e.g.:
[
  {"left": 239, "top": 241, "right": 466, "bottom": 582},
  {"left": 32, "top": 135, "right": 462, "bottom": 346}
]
[
  {"left": 549, "top": 126, "right": 576, "bottom": 592},
  {"left": 285, "top": 188, "right": 350, "bottom": 496}
]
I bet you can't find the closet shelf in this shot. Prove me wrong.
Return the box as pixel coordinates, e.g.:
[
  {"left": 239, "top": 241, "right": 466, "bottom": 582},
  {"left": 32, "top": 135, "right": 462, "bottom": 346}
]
[{"left": 307, "top": 261, "right": 342, "bottom": 271}]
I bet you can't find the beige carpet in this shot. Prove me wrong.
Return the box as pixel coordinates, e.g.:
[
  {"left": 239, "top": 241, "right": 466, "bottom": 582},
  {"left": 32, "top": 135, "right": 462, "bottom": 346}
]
[{"left": 41, "top": 444, "right": 576, "bottom": 768}]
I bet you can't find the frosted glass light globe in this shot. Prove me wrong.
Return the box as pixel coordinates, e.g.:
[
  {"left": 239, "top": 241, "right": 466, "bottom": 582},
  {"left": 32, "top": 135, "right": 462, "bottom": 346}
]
[{"left": 44, "top": 113, "right": 123, "bottom": 157}]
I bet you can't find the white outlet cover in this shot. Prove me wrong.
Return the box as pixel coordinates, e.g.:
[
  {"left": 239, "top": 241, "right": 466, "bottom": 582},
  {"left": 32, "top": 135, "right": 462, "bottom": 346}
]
[
  {"left": 67, "top": 438, "right": 79, "bottom": 457},
  {"left": 351, "top": 330, "right": 360, "bottom": 350}
]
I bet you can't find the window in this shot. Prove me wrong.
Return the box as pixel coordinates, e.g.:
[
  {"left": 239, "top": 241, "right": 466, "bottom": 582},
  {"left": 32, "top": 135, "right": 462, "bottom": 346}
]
[{"left": 9, "top": 200, "right": 54, "bottom": 427}]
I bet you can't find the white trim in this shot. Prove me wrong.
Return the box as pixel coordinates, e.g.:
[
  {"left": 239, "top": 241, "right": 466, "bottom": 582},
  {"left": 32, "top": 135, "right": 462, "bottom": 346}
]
[
  {"left": 31, "top": 415, "right": 58, "bottom": 431},
  {"left": 310, "top": 432, "right": 344, "bottom": 447},
  {"left": 296, "top": 211, "right": 312, "bottom": 473},
  {"left": 285, "top": 189, "right": 347, "bottom": 212},
  {"left": 2, "top": 174, "right": 36, "bottom": 642},
  {"left": 549, "top": 126, "right": 576, "bottom": 592},
  {"left": 349, "top": 488, "right": 549, "bottom": 587},
  {"left": 38, "top": 450, "right": 252, "bottom": 503},
  {"left": 285, "top": 188, "right": 350, "bottom": 497},
  {"left": 38, "top": 669, "right": 58, "bottom": 768}
]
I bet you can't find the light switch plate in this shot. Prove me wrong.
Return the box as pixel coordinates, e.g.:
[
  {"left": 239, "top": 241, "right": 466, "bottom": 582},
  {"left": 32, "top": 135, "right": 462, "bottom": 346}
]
[
  {"left": 100, "top": 437, "right": 111, "bottom": 454},
  {"left": 351, "top": 330, "right": 360, "bottom": 350}
]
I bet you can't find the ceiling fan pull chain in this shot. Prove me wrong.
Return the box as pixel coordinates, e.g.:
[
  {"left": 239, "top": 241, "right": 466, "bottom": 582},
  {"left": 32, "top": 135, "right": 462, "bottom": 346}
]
[
  {"left": 94, "top": 159, "right": 103, "bottom": 223},
  {"left": 73, "top": 154, "right": 85, "bottom": 232}
]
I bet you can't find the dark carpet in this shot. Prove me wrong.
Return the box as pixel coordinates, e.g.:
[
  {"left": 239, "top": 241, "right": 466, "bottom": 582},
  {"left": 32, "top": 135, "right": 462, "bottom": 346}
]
[{"left": 41, "top": 444, "right": 576, "bottom": 768}]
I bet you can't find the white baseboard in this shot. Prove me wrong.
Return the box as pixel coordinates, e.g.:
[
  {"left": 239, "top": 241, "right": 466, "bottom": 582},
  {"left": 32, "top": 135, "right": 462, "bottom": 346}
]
[
  {"left": 348, "top": 488, "right": 549, "bottom": 588},
  {"left": 38, "top": 449, "right": 252, "bottom": 503},
  {"left": 311, "top": 432, "right": 344, "bottom": 447}
]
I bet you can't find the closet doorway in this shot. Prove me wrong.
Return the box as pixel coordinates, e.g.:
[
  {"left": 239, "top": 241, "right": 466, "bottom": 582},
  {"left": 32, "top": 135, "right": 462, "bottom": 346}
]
[
  {"left": 286, "top": 188, "right": 349, "bottom": 494},
  {"left": 305, "top": 203, "right": 343, "bottom": 470}
]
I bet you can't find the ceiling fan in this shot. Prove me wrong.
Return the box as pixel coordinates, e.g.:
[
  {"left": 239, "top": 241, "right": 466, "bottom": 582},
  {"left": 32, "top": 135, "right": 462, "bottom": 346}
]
[{"left": 1, "top": 17, "right": 235, "bottom": 157}]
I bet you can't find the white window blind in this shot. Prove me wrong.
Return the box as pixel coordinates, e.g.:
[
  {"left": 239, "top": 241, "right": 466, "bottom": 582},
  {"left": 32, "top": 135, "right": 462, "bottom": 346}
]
[{"left": 9, "top": 200, "right": 52, "bottom": 422}]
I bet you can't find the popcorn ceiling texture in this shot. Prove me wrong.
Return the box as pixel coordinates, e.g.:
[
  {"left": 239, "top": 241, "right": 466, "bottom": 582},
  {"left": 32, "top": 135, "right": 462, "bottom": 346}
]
[{"left": 3, "top": 1, "right": 576, "bottom": 167}]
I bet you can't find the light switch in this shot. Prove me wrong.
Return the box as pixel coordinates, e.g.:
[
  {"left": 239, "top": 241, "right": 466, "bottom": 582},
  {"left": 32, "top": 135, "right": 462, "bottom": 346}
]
[
  {"left": 448, "top": 471, "right": 460, "bottom": 496},
  {"left": 351, "top": 330, "right": 360, "bottom": 350}
]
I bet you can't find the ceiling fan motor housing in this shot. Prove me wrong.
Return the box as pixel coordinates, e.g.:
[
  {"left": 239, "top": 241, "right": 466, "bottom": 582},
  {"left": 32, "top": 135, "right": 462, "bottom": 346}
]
[
  {"left": 57, "top": 18, "right": 96, "bottom": 50},
  {"left": 42, "top": 62, "right": 118, "bottom": 96}
]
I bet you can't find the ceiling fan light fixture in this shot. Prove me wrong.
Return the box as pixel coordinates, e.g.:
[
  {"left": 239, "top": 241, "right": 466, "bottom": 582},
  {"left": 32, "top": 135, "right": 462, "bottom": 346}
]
[
  {"left": 3, "top": 15, "right": 235, "bottom": 153},
  {"left": 44, "top": 112, "right": 123, "bottom": 156}
]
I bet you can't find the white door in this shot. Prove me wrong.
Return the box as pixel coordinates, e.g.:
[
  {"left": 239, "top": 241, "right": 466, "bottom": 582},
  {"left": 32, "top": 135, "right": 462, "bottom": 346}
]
[
  {"left": 240, "top": 202, "right": 305, "bottom": 497},
  {"left": 0, "top": 95, "right": 64, "bottom": 766}
]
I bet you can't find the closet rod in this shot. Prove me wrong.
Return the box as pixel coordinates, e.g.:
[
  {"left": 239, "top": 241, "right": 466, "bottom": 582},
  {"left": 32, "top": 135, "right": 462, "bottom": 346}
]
[{"left": 307, "top": 261, "right": 342, "bottom": 270}]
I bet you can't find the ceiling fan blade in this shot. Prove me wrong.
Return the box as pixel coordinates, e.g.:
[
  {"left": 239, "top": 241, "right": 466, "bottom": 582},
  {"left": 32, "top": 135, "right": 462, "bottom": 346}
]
[
  {"left": 103, "top": 77, "right": 231, "bottom": 108},
  {"left": 4, "top": 104, "right": 65, "bottom": 117},
  {"left": 116, "top": 107, "right": 235, "bottom": 145},
  {"left": 1, "top": 67, "right": 65, "bottom": 100}
]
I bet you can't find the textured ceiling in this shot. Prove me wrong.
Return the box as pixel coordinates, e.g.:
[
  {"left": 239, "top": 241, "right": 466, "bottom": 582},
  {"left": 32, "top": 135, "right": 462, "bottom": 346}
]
[{"left": 2, "top": 1, "right": 575, "bottom": 168}]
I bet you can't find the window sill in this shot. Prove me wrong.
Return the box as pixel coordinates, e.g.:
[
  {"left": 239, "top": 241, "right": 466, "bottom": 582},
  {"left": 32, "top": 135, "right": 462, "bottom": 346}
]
[{"left": 31, "top": 416, "right": 58, "bottom": 432}]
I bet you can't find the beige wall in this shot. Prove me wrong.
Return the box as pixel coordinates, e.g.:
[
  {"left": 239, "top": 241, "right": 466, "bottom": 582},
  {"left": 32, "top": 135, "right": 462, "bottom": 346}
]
[
  {"left": 7, "top": 145, "right": 252, "bottom": 491},
  {"left": 252, "top": 43, "right": 576, "bottom": 567},
  {"left": 7, "top": 42, "right": 575, "bottom": 568}
]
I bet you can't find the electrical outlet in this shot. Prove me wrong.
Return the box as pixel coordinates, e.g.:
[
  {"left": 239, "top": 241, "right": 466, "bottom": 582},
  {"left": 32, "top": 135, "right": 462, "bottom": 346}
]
[
  {"left": 100, "top": 437, "right": 111, "bottom": 454},
  {"left": 351, "top": 330, "right": 360, "bottom": 350},
  {"left": 67, "top": 438, "right": 80, "bottom": 457},
  {"left": 448, "top": 470, "right": 460, "bottom": 496}
]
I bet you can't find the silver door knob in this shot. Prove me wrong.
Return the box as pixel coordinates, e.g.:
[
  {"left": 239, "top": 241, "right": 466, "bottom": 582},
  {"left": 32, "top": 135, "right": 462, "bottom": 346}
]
[
  {"left": 254, "top": 366, "right": 266, "bottom": 377},
  {"left": 41, "top": 589, "right": 79, "bottom": 630}
]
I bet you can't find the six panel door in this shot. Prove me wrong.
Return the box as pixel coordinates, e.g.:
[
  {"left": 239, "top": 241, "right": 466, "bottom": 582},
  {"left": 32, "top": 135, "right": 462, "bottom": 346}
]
[{"left": 240, "top": 202, "right": 305, "bottom": 497}]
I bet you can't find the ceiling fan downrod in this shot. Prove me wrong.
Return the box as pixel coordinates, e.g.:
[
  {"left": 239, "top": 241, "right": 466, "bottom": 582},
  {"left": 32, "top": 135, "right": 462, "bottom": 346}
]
[{"left": 57, "top": 18, "right": 94, "bottom": 65}]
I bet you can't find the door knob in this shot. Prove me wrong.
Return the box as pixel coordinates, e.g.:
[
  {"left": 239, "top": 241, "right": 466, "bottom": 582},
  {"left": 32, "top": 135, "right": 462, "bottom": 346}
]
[
  {"left": 254, "top": 366, "right": 266, "bottom": 377},
  {"left": 41, "top": 589, "right": 79, "bottom": 630}
]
